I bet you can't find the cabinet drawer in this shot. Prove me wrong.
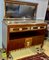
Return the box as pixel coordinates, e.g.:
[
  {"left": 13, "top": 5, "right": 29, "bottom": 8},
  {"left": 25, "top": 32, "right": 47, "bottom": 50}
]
[{"left": 10, "top": 27, "right": 30, "bottom": 32}]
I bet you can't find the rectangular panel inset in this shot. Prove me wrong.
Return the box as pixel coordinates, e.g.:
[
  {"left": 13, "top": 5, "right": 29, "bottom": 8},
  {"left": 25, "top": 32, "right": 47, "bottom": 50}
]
[{"left": 25, "top": 37, "right": 32, "bottom": 48}]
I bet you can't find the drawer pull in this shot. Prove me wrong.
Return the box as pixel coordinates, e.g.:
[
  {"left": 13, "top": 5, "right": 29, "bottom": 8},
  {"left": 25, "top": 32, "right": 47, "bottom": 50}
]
[
  {"left": 19, "top": 28, "right": 22, "bottom": 31},
  {"left": 38, "top": 27, "right": 40, "bottom": 29}
]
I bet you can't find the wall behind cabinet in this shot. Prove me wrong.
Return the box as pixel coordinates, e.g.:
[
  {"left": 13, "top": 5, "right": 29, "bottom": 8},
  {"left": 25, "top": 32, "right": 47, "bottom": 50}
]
[{"left": 0, "top": 0, "right": 4, "bottom": 48}]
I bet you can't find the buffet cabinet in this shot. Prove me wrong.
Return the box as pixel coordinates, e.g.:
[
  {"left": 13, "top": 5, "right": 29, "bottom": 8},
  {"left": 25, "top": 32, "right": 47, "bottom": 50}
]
[{"left": 2, "top": 20, "right": 47, "bottom": 54}]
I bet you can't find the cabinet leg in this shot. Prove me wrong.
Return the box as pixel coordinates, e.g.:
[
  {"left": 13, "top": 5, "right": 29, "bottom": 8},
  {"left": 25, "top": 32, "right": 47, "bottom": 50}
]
[
  {"left": 6, "top": 51, "right": 10, "bottom": 57},
  {"left": 41, "top": 42, "right": 44, "bottom": 48}
]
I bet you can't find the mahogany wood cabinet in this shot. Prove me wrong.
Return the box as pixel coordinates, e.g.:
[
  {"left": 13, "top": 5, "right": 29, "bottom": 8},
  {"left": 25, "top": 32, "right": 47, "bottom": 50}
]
[
  {"left": 3, "top": 0, "right": 47, "bottom": 57},
  {"left": 2, "top": 20, "right": 47, "bottom": 53}
]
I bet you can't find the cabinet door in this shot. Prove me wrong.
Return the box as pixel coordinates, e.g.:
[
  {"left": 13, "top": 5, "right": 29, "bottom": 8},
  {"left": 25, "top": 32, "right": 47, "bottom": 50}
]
[
  {"left": 16, "top": 38, "right": 25, "bottom": 49},
  {"left": 32, "top": 35, "right": 44, "bottom": 45},
  {"left": 7, "top": 41, "right": 17, "bottom": 51},
  {"left": 7, "top": 38, "right": 25, "bottom": 51}
]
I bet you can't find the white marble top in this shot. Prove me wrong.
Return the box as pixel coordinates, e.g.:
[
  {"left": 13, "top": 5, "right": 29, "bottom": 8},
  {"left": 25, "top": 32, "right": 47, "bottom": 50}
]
[{"left": 3, "top": 18, "right": 46, "bottom": 25}]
